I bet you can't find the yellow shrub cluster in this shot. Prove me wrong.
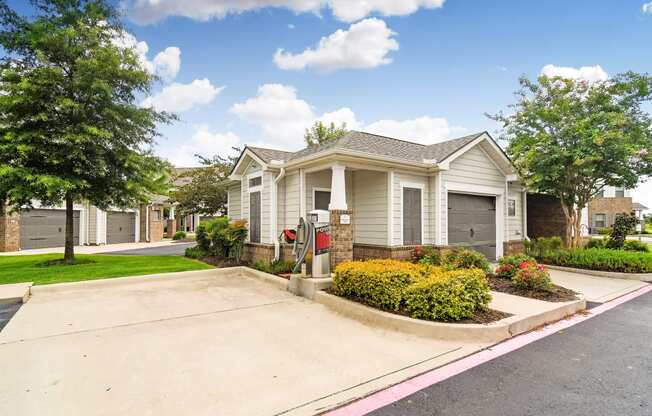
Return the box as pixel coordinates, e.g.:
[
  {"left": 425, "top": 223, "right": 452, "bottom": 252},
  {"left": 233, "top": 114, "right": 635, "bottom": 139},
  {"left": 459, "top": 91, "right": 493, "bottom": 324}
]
[{"left": 333, "top": 259, "right": 491, "bottom": 321}]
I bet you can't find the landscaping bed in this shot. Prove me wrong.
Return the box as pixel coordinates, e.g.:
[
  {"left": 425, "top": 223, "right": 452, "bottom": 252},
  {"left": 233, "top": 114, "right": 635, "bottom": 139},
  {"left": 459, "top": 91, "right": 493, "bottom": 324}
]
[{"left": 488, "top": 276, "right": 578, "bottom": 302}]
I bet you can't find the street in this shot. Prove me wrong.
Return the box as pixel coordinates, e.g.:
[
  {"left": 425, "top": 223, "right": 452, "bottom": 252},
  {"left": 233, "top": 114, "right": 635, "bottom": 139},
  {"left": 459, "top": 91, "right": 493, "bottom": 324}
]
[{"left": 371, "top": 290, "right": 652, "bottom": 416}]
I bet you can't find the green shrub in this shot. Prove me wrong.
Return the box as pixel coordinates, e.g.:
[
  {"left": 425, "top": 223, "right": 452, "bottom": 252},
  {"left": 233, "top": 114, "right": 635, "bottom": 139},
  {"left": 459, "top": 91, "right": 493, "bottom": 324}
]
[
  {"left": 541, "top": 248, "right": 652, "bottom": 273},
  {"left": 333, "top": 260, "right": 430, "bottom": 311},
  {"left": 525, "top": 236, "right": 564, "bottom": 258},
  {"left": 195, "top": 223, "right": 211, "bottom": 251},
  {"left": 495, "top": 254, "right": 536, "bottom": 278},
  {"left": 185, "top": 246, "right": 209, "bottom": 259},
  {"left": 404, "top": 268, "right": 491, "bottom": 321},
  {"left": 415, "top": 246, "right": 441, "bottom": 266},
  {"left": 251, "top": 259, "right": 296, "bottom": 274},
  {"left": 596, "top": 227, "right": 611, "bottom": 235},
  {"left": 608, "top": 213, "right": 638, "bottom": 249},
  {"left": 172, "top": 231, "right": 186, "bottom": 241},
  {"left": 623, "top": 240, "right": 649, "bottom": 252},
  {"left": 512, "top": 262, "right": 553, "bottom": 290},
  {"left": 441, "top": 248, "right": 491, "bottom": 273},
  {"left": 584, "top": 238, "right": 605, "bottom": 249}
]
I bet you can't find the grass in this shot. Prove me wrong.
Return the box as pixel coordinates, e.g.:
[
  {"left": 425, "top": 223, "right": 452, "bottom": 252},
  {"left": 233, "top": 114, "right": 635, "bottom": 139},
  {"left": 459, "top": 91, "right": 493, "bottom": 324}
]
[{"left": 0, "top": 254, "right": 214, "bottom": 286}]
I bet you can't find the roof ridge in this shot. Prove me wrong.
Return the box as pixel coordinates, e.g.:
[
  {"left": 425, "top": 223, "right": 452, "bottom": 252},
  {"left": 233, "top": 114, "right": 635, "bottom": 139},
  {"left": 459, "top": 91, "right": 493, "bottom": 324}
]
[{"left": 351, "top": 130, "right": 486, "bottom": 148}]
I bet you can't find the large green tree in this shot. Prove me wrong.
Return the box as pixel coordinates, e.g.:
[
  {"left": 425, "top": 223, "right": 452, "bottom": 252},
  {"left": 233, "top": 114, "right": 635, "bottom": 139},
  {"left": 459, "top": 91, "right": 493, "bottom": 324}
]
[
  {"left": 304, "top": 121, "right": 348, "bottom": 148},
  {"left": 490, "top": 73, "right": 652, "bottom": 247},
  {"left": 0, "top": 0, "right": 174, "bottom": 262},
  {"left": 171, "top": 152, "right": 239, "bottom": 216}
]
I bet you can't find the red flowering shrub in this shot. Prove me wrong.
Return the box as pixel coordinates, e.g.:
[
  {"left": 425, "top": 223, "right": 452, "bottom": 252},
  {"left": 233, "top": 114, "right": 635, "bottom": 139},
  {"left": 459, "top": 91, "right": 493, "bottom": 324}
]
[
  {"left": 495, "top": 254, "right": 536, "bottom": 278},
  {"left": 512, "top": 261, "right": 552, "bottom": 291}
]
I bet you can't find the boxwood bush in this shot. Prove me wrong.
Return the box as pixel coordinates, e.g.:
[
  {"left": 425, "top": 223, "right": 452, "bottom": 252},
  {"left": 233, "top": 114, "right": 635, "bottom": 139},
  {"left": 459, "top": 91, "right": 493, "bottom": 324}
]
[
  {"left": 541, "top": 248, "right": 652, "bottom": 273},
  {"left": 404, "top": 268, "right": 491, "bottom": 321},
  {"left": 333, "top": 260, "right": 491, "bottom": 321}
]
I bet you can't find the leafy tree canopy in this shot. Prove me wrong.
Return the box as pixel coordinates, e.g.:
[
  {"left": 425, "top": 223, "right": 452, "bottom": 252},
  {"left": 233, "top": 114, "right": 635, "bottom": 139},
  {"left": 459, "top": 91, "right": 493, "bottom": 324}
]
[
  {"left": 304, "top": 121, "right": 348, "bottom": 148},
  {"left": 0, "top": 0, "right": 175, "bottom": 260},
  {"left": 170, "top": 150, "right": 239, "bottom": 216},
  {"left": 490, "top": 73, "right": 652, "bottom": 247}
]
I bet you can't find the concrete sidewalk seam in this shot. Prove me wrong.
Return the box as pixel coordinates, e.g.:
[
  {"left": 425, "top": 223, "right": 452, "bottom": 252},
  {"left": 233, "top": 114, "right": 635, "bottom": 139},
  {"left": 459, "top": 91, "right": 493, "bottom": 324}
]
[
  {"left": 273, "top": 346, "right": 465, "bottom": 416},
  {"left": 0, "top": 299, "right": 295, "bottom": 345},
  {"left": 324, "top": 283, "right": 652, "bottom": 416}
]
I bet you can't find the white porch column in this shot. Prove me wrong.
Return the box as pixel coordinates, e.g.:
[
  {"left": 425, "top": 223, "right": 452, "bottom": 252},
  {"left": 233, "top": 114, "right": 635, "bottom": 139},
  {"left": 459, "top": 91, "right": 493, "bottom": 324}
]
[
  {"left": 169, "top": 204, "right": 175, "bottom": 219},
  {"left": 329, "top": 164, "right": 347, "bottom": 210}
]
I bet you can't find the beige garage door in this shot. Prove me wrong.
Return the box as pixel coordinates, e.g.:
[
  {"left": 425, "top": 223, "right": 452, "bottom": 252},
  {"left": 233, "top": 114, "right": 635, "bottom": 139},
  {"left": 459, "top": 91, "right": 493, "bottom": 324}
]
[
  {"left": 20, "top": 209, "right": 80, "bottom": 250},
  {"left": 107, "top": 212, "right": 136, "bottom": 244}
]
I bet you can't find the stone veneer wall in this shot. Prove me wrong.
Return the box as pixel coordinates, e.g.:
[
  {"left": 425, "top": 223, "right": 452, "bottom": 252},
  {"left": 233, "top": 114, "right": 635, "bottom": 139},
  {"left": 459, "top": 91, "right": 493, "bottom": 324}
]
[
  {"left": 165, "top": 219, "right": 177, "bottom": 238},
  {"left": 329, "top": 209, "right": 353, "bottom": 268},
  {"left": 353, "top": 244, "right": 423, "bottom": 261},
  {"left": 0, "top": 206, "right": 20, "bottom": 252},
  {"left": 241, "top": 243, "right": 294, "bottom": 264}
]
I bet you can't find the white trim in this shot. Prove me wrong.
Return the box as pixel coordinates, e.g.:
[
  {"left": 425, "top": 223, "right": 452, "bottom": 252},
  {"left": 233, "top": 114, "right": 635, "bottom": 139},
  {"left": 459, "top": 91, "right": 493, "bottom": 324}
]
[
  {"left": 299, "top": 169, "right": 306, "bottom": 219},
  {"left": 438, "top": 133, "right": 513, "bottom": 176},
  {"left": 522, "top": 190, "right": 528, "bottom": 240},
  {"left": 246, "top": 171, "right": 263, "bottom": 194},
  {"left": 434, "top": 171, "right": 442, "bottom": 245},
  {"left": 387, "top": 170, "right": 394, "bottom": 246},
  {"left": 226, "top": 188, "right": 230, "bottom": 217},
  {"left": 230, "top": 148, "right": 268, "bottom": 178},
  {"left": 312, "top": 187, "right": 331, "bottom": 211},
  {"left": 444, "top": 181, "right": 505, "bottom": 258},
  {"left": 399, "top": 181, "right": 425, "bottom": 246}
]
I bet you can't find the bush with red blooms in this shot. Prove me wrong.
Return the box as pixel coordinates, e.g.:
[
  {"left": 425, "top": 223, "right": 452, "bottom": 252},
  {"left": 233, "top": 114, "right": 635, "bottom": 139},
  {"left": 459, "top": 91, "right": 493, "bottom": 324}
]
[
  {"left": 495, "top": 254, "right": 536, "bottom": 279},
  {"left": 512, "top": 261, "right": 553, "bottom": 291}
]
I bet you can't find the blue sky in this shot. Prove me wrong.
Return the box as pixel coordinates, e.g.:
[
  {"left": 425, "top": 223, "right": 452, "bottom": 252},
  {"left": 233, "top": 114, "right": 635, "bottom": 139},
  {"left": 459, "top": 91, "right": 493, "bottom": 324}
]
[{"left": 8, "top": 0, "right": 652, "bottom": 206}]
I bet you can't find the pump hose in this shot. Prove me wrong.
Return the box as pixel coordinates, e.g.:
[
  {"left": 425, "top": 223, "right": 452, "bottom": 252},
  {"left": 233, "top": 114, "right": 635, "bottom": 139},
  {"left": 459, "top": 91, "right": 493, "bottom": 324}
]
[{"left": 292, "top": 217, "right": 314, "bottom": 274}]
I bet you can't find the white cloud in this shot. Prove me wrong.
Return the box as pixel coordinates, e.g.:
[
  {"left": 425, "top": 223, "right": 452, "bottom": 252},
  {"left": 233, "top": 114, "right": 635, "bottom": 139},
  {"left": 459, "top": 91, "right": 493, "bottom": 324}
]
[
  {"left": 643, "top": 2, "right": 652, "bottom": 13},
  {"left": 273, "top": 18, "right": 399, "bottom": 72},
  {"left": 163, "top": 125, "right": 241, "bottom": 166},
  {"left": 365, "top": 116, "right": 462, "bottom": 144},
  {"left": 287, "top": 23, "right": 295, "bottom": 29},
  {"left": 540, "top": 64, "right": 609, "bottom": 83},
  {"left": 230, "top": 83, "right": 462, "bottom": 149},
  {"left": 127, "top": 0, "right": 445, "bottom": 24},
  {"left": 112, "top": 31, "right": 181, "bottom": 81},
  {"left": 142, "top": 79, "right": 223, "bottom": 112}
]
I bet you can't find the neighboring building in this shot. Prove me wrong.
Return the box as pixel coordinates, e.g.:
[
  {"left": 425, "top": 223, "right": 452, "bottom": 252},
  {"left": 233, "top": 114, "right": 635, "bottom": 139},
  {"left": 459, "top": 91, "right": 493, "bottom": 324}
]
[
  {"left": 226, "top": 131, "right": 526, "bottom": 263},
  {"left": 0, "top": 200, "right": 166, "bottom": 252},
  {"left": 582, "top": 185, "right": 647, "bottom": 234}
]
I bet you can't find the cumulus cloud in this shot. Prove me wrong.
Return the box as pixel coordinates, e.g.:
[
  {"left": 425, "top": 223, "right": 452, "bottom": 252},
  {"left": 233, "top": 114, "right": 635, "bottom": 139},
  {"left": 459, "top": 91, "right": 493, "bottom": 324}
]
[
  {"left": 141, "top": 78, "right": 224, "bottom": 112},
  {"left": 643, "top": 2, "right": 652, "bottom": 13},
  {"left": 127, "top": 0, "right": 445, "bottom": 25},
  {"left": 112, "top": 31, "right": 181, "bottom": 81},
  {"left": 230, "top": 83, "right": 462, "bottom": 149},
  {"left": 273, "top": 18, "right": 398, "bottom": 72},
  {"left": 540, "top": 64, "right": 608, "bottom": 83},
  {"left": 365, "top": 116, "right": 462, "bottom": 144},
  {"left": 162, "top": 125, "right": 241, "bottom": 167}
]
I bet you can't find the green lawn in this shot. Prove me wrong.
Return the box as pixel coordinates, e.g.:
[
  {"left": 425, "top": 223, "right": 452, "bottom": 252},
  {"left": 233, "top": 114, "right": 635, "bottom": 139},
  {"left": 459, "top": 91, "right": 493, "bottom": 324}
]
[{"left": 0, "top": 254, "right": 214, "bottom": 286}]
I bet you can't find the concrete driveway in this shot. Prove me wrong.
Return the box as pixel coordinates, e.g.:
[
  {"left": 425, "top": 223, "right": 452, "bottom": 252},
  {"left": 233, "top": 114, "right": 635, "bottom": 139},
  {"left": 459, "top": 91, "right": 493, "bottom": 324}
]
[
  {"left": 0, "top": 269, "right": 486, "bottom": 416},
  {"left": 99, "top": 242, "right": 195, "bottom": 256},
  {"left": 548, "top": 269, "right": 649, "bottom": 303}
]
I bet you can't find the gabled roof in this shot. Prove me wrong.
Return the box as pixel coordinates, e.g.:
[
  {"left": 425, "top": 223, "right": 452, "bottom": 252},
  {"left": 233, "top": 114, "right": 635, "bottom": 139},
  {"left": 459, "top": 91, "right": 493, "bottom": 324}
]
[
  {"left": 230, "top": 130, "right": 512, "bottom": 176},
  {"left": 633, "top": 202, "right": 648, "bottom": 211}
]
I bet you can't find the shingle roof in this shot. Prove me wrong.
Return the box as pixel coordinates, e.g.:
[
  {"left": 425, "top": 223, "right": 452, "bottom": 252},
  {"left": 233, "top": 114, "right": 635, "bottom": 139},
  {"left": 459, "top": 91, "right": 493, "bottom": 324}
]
[
  {"left": 633, "top": 202, "right": 648, "bottom": 211},
  {"left": 246, "top": 130, "right": 486, "bottom": 165}
]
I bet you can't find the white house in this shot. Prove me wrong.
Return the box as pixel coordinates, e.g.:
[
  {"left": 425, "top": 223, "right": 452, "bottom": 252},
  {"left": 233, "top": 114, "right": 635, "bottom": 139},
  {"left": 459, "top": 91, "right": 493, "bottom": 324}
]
[{"left": 226, "top": 131, "right": 527, "bottom": 262}]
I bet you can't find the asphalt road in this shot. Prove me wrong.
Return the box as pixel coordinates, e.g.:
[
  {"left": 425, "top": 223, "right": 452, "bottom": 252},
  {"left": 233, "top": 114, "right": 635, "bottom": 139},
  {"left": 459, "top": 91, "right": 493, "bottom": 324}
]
[
  {"left": 100, "top": 242, "right": 196, "bottom": 256},
  {"left": 371, "top": 290, "right": 652, "bottom": 416},
  {"left": 0, "top": 303, "right": 21, "bottom": 331}
]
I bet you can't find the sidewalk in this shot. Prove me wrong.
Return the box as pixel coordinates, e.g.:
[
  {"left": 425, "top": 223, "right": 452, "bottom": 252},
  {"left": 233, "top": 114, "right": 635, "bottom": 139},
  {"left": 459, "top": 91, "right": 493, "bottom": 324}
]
[{"left": 0, "top": 240, "right": 182, "bottom": 257}]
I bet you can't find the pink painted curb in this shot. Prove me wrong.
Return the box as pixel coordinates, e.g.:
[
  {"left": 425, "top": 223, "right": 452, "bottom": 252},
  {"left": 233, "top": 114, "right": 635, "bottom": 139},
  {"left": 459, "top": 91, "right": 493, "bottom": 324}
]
[{"left": 324, "top": 284, "right": 652, "bottom": 416}]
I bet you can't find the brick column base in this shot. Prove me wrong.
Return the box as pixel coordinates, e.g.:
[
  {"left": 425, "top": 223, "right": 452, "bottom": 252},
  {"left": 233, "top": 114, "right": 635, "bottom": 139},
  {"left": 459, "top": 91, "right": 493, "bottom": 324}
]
[
  {"left": 0, "top": 208, "right": 20, "bottom": 252},
  {"left": 329, "top": 209, "right": 353, "bottom": 269},
  {"left": 165, "top": 219, "right": 177, "bottom": 238}
]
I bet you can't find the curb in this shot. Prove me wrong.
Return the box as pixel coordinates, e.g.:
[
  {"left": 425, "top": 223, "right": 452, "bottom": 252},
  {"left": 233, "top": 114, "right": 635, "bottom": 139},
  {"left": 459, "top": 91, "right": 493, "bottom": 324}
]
[
  {"left": 545, "top": 264, "right": 652, "bottom": 282},
  {"left": 0, "top": 282, "right": 32, "bottom": 305},
  {"left": 240, "top": 267, "right": 290, "bottom": 291},
  {"left": 29, "top": 268, "right": 229, "bottom": 295}
]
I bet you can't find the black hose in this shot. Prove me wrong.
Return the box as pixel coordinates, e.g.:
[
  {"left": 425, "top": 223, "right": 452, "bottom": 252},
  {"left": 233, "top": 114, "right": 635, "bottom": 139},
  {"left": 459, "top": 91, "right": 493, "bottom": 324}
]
[{"left": 292, "top": 217, "right": 313, "bottom": 274}]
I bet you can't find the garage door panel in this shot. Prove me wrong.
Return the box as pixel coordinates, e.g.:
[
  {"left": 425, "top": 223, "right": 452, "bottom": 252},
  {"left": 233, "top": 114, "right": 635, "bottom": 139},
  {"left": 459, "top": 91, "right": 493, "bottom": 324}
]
[
  {"left": 107, "top": 212, "right": 136, "bottom": 244},
  {"left": 20, "top": 209, "right": 80, "bottom": 250},
  {"left": 448, "top": 193, "right": 497, "bottom": 260}
]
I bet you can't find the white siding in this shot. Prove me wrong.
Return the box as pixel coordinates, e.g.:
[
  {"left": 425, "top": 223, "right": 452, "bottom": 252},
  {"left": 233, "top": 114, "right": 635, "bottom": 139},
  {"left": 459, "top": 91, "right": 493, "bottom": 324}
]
[
  {"left": 305, "top": 170, "right": 331, "bottom": 211},
  {"left": 262, "top": 171, "right": 273, "bottom": 243},
  {"left": 283, "top": 172, "right": 300, "bottom": 230},
  {"left": 88, "top": 206, "right": 98, "bottom": 244},
  {"left": 228, "top": 183, "right": 242, "bottom": 220},
  {"left": 391, "top": 172, "right": 430, "bottom": 245},
  {"left": 507, "top": 183, "right": 524, "bottom": 241},
  {"left": 441, "top": 145, "right": 506, "bottom": 245},
  {"left": 352, "top": 171, "right": 387, "bottom": 245}
]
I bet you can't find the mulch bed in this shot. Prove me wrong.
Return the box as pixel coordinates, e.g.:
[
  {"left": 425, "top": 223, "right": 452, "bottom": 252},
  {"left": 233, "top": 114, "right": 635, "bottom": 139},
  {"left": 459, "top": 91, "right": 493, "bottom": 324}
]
[
  {"left": 325, "top": 289, "right": 511, "bottom": 324},
  {"left": 488, "top": 276, "right": 578, "bottom": 302},
  {"left": 197, "top": 256, "right": 241, "bottom": 268}
]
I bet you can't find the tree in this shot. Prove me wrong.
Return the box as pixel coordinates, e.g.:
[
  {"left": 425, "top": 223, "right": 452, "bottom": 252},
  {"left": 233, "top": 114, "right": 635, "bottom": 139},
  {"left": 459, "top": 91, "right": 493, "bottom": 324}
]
[
  {"left": 170, "top": 151, "right": 239, "bottom": 216},
  {"left": 304, "top": 121, "right": 348, "bottom": 147},
  {"left": 0, "top": 0, "right": 174, "bottom": 262},
  {"left": 490, "top": 73, "right": 652, "bottom": 247}
]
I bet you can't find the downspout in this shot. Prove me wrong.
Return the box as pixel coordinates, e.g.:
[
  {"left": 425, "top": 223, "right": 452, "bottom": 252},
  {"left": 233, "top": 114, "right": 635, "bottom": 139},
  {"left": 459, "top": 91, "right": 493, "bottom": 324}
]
[{"left": 273, "top": 168, "right": 286, "bottom": 263}]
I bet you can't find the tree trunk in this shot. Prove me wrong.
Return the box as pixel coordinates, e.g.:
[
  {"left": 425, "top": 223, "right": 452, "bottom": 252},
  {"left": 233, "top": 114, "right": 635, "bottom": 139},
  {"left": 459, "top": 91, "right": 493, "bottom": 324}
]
[
  {"left": 63, "top": 195, "right": 75, "bottom": 264},
  {"left": 571, "top": 207, "right": 584, "bottom": 248},
  {"left": 560, "top": 202, "right": 573, "bottom": 248}
]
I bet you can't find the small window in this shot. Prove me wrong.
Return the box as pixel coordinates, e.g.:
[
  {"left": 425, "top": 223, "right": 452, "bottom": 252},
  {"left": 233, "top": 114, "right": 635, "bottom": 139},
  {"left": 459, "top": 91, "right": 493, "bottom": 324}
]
[
  {"left": 615, "top": 187, "right": 625, "bottom": 198},
  {"left": 249, "top": 176, "right": 262, "bottom": 188},
  {"left": 508, "top": 199, "right": 516, "bottom": 217},
  {"left": 314, "top": 190, "right": 331, "bottom": 211},
  {"left": 152, "top": 210, "right": 161, "bottom": 221},
  {"left": 593, "top": 213, "right": 606, "bottom": 228}
]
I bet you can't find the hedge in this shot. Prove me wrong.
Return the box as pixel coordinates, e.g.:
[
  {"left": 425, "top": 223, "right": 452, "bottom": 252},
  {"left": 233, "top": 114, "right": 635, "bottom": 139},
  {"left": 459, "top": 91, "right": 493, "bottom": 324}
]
[
  {"left": 541, "top": 248, "right": 652, "bottom": 273},
  {"left": 333, "top": 260, "right": 491, "bottom": 320},
  {"left": 405, "top": 268, "right": 491, "bottom": 321}
]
